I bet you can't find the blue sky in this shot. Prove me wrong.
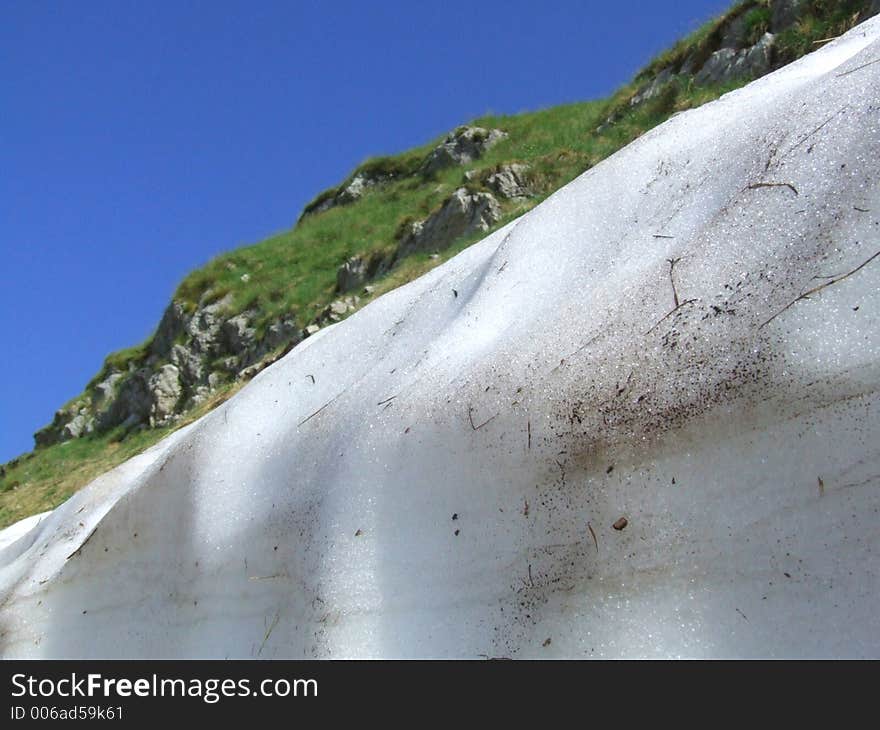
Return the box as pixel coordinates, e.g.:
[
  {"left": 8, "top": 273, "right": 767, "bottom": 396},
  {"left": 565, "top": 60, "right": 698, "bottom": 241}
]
[{"left": 0, "top": 0, "right": 731, "bottom": 461}]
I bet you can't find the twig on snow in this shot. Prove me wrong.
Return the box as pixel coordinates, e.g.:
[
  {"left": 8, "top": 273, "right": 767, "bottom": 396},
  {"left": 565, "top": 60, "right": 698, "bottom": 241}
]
[
  {"left": 760, "top": 250, "right": 880, "bottom": 328},
  {"left": 468, "top": 406, "right": 497, "bottom": 431},
  {"left": 747, "top": 181, "right": 799, "bottom": 196},
  {"left": 837, "top": 58, "right": 880, "bottom": 77},
  {"left": 587, "top": 522, "right": 599, "bottom": 554}
]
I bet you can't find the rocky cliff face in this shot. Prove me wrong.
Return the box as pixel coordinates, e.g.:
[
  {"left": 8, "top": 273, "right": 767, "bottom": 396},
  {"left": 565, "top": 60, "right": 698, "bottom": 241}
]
[
  {"left": 33, "top": 125, "right": 512, "bottom": 448},
  {"left": 34, "top": 297, "right": 301, "bottom": 446}
]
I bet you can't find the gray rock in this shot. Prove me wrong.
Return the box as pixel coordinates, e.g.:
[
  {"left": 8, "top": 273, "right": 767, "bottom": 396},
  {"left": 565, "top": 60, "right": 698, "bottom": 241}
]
[
  {"left": 771, "top": 0, "right": 807, "bottom": 33},
  {"left": 336, "top": 256, "right": 369, "bottom": 293},
  {"left": 221, "top": 313, "right": 256, "bottom": 354},
  {"left": 317, "top": 296, "right": 360, "bottom": 325},
  {"left": 694, "top": 48, "right": 739, "bottom": 85},
  {"left": 680, "top": 53, "right": 698, "bottom": 76},
  {"left": 695, "top": 33, "right": 775, "bottom": 86},
  {"left": 301, "top": 170, "right": 391, "bottom": 218},
  {"left": 336, "top": 251, "right": 387, "bottom": 293},
  {"left": 61, "top": 414, "right": 92, "bottom": 441},
  {"left": 304, "top": 324, "right": 321, "bottom": 337},
  {"left": 189, "top": 385, "right": 212, "bottom": 408},
  {"left": 337, "top": 173, "right": 376, "bottom": 205},
  {"left": 150, "top": 302, "right": 188, "bottom": 359},
  {"left": 397, "top": 188, "right": 501, "bottom": 258},
  {"left": 238, "top": 362, "right": 267, "bottom": 380},
  {"left": 630, "top": 68, "right": 674, "bottom": 106},
  {"left": 35, "top": 400, "right": 94, "bottom": 446},
  {"left": 186, "top": 295, "right": 232, "bottom": 356},
  {"left": 329, "top": 300, "right": 351, "bottom": 317},
  {"left": 485, "top": 164, "right": 532, "bottom": 199},
  {"left": 262, "top": 317, "right": 301, "bottom": 353},
  {"left": 103, "top": 370, "right": 153, "bottom": 428},
  {"left": 304, "top": 195, "right": 337, "bottom": 216},
  {"left": 207, "top": 372, "right": 223, "bottom": 390},
  {"left": 744, "top": 32, "right": 776, "bottom": 76},
  {"left": 91, "top": 372, "right": 124, "bottom": 409},
  {"left": 421, "top": 127, "right": 507, "bottom": 176},
  {"left": 170, "top": 343, "right": 204, "bottom": 386}
]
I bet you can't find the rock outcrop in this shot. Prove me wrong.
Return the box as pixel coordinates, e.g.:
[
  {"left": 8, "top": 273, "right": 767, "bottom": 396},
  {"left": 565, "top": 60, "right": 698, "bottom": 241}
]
[
  {"left": 420, "top": 126, "right": 507, "bottom": 177},
  {"left": 621, "top": 0, "right": 877, "bottom": 111},
  {"left": 300, "top": 170, "right": 393, "bottom": 218},
  {"left": 34, "top": 295, "right": 306, "bottom": 446},
  {"left": 315, "top": 295, "right": 360, "bottom": 326},
  {"left": 485, "top": 163, "right": 533, "bottom": 200},
  {"left": 396, "top": 187, "right": 501, "bottom": 258},
  {"left": 336, "top": 251, "right": 388, "bottom": 293},
  {"left": 695, "top": 32, "right": 776, "bottom": 86},
  {"left": 147, "top": 365, "right": 183, "bottom": 425}
]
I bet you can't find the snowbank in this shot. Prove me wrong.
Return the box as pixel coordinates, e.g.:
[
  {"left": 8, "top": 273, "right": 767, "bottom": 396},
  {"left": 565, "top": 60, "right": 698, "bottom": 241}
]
[{"left": 2, "top": 19, "right": 880, "bottom": 658}]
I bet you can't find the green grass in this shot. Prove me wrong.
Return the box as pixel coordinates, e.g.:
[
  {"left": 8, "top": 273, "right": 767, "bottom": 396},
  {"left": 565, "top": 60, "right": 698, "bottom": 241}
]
[
  {"left": 3, "top": 0, "right": 877, "bottom": 530},
  {"left": 775, "top": 0, "right": 869, "bottom": 63},
  {"left": 743, "top": 5, "right": 773, "bottom": 46}
]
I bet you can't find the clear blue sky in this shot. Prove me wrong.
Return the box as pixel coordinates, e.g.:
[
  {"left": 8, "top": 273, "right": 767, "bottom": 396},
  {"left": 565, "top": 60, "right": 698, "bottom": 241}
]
[{"left": 0, "top": 0, "right": 731, "bottom": 461}]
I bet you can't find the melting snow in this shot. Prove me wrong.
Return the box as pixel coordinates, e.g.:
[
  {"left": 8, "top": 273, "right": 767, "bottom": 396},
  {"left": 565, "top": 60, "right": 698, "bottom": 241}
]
[{"left": 2, "top": 19, "right": 880, "bottom": 658}]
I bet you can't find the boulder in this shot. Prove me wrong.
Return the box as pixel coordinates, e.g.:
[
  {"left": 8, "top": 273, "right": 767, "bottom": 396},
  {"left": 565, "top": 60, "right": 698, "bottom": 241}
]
[
  {"left": 148, "top": 365, "right": 182, "bottom": 425},
  {"left": 61, "top": 413, "right": 92, "bottom": 441},
  {"left": 34, "top": 400, "right": 92, "bottom": 447},
  {"left": 101, "top": 370, "right": 153, "bottom": 429},
  {"left": 221, "top": 313, "right": 256, "bottom": 355},
  {"left": 186, "top": 295, "right": 232, "bottom": 356},
  {"left": 262, "top": 317, "right": 301, "bottom": 353},
  {"left": 170, "top": 344, "right": 204, "bottom": 386},
  {"left": 91, "top": 372, "right": 124, "bottom": 409},
  {"left": 336, "top": 252, "right": 387, "bottom": 293},
  {"left": 336, "top": 256, "right": 368, "bottom": 293},
  {"left": 745, "top": 32, "right": 776, "bottom": 76},
  {"left": 149, "top": 302, "right": 188, "bottom": 359},
  {"left": 630, "top": 68, "right": 674, "bottom": 106},
  {"left": 317, "top": 296, "right": 360, "bottom": 325},
  {"left": 485, "top": 164, "right": 533, "bottom": 200},
  {"left": 695, "top": 33, "right": 775, "bottom": 86},
  {"left": 421, "top": 127, "right": 507, "bottom": 176},
  {"left": 336, "top": 173, "right": 376, "bottom": 205},
  {"left": 397, "top": 188, "right": 501, "bottom": 258},
  {"left": 300, "top": 170, "right": 391, "bottom": 218}
]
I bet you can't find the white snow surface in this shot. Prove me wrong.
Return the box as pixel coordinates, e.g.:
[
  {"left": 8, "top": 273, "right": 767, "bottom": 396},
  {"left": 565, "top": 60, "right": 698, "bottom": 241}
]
[{"left": 3, "top": 20, "right": 880, "bottom": 658}]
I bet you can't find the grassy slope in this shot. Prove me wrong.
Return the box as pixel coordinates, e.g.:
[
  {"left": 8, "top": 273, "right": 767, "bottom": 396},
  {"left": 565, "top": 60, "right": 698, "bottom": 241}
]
[{"left": 1, "top": 0, "right": 873, "bottom": 529}]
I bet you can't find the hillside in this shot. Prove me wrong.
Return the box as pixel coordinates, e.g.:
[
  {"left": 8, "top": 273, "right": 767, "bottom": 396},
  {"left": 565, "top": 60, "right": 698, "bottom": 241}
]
[
  {"left": 1, "top": 0, "right": 878, "bottom": 530},
  {"left": 2, "top": 12, "right": 879, "bottom": 657}
]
